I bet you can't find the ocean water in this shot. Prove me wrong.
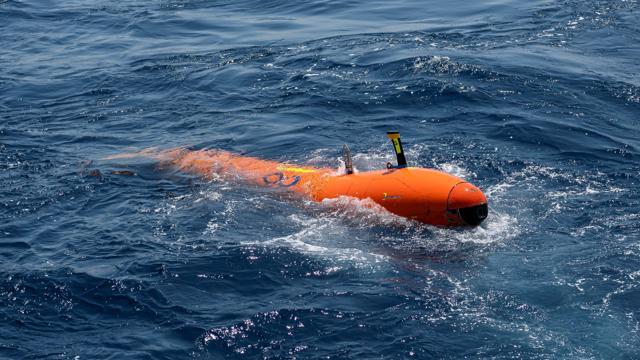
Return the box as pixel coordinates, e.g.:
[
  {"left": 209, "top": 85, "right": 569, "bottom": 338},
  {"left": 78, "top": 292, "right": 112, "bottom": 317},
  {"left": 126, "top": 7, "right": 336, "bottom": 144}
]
[{"left": 1, "top": 0, "right": 639, "bottom": 358}]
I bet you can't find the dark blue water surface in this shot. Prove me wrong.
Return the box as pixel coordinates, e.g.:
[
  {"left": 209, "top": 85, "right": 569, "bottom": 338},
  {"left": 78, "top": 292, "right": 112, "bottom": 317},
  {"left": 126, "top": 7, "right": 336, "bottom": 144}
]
[{"left": 2, "top": 0, "right": 640, "bottom": 358}]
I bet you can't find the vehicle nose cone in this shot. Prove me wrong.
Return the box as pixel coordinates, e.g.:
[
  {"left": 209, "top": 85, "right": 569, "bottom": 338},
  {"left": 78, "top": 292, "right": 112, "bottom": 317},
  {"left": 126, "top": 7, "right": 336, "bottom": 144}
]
[{"left": 447, "top": 182, "right": 488, "bottom": 226}]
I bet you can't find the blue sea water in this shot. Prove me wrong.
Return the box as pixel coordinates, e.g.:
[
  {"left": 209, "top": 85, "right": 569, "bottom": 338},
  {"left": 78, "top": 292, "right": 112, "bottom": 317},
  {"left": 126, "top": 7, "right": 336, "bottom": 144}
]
[{"left": 1, "top": 0, "right": 640, "bottom": 358}]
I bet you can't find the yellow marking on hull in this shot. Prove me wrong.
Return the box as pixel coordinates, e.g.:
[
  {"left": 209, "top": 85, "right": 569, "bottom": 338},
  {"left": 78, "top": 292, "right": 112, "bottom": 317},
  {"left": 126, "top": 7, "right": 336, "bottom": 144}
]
[{"left": 277, "top": 166, "right": 317, "bottom": 173}]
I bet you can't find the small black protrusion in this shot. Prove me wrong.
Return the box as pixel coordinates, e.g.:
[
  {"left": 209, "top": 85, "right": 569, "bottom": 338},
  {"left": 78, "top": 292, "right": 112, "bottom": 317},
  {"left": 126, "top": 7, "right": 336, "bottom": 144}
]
[{"left": 343, "top": 144, "right": 354, "bottom": 175}]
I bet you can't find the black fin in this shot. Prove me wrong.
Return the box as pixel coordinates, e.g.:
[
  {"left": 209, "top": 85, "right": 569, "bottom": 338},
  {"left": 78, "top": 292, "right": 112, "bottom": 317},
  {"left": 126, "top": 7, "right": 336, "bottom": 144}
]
[{"left": 342, "top": 144, "right": 354, "bottom": 175}]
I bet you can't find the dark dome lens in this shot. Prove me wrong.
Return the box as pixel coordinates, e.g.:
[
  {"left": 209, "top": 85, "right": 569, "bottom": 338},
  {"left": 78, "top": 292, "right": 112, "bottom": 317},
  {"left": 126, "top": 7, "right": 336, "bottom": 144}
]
[{"left": 458, "top": 204, "right": 488, "bottom": 226}]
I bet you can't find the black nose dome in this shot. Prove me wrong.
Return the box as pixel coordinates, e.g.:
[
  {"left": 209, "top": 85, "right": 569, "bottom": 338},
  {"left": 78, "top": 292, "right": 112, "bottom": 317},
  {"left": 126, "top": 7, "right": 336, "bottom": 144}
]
[{"left": 458, "top": 203, "right": 488, "bottom": 226}]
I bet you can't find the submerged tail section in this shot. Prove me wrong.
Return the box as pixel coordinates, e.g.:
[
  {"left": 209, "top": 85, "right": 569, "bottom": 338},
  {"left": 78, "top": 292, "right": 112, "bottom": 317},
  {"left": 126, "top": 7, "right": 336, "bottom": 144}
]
[{"left": 104, "top": 147, "right": 333, "bottom": 195}]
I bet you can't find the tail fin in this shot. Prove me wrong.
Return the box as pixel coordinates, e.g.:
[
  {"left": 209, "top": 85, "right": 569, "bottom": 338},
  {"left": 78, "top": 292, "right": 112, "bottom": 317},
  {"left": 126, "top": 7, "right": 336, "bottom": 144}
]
[
  {"left": 102, "top": 147, "right": 161, "bottom": 160},
  {"left": 102, "top": 147, "right": 193, "bottom": 164}
]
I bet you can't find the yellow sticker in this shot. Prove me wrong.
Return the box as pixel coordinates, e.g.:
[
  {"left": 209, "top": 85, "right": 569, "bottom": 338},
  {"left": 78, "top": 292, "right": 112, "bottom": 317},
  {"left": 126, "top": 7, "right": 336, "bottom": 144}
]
[
  {"left": 277, "top": 166, "right": 317, "bottom": 173},
  {"left": 392, "top": 139, "right": 402, "bottom": 154}
]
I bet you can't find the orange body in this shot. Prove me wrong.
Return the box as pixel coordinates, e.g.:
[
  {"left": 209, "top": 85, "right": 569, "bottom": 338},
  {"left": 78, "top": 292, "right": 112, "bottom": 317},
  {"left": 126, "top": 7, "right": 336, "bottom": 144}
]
[{"left": 121, "top": 148, "right": 488, "bottom": 226}]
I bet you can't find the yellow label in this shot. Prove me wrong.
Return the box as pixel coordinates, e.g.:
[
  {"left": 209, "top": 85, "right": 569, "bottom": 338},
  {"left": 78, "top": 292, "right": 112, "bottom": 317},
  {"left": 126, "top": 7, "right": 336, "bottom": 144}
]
[
  {"left": 392, "top": 139, "right": 402, "bottom": 154},
  {"left": 277, "top": 166, "right": 316, "bottom": 173}
]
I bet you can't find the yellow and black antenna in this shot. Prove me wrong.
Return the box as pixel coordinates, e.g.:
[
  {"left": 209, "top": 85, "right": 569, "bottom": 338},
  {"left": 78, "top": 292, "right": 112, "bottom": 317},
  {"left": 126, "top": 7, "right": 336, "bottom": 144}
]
[{"left": 386, "top": 131, "right": 407, "bottom": 168}]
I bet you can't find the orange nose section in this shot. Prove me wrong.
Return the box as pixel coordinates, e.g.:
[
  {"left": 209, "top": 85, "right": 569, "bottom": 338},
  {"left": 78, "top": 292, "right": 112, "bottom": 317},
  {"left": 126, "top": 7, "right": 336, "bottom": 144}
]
[
  {"left": 448, "top": 182, "right": 486, "bottom": 209},
  {"left": 447, "top": 182, "right": 488, "bottom": 226}
]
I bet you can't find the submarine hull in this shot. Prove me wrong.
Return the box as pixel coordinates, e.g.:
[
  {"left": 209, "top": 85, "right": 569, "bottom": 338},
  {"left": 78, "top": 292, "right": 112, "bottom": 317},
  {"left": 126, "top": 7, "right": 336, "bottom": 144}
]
[{"left": 107, "top": 148, "right": 488, "bottom": 226}]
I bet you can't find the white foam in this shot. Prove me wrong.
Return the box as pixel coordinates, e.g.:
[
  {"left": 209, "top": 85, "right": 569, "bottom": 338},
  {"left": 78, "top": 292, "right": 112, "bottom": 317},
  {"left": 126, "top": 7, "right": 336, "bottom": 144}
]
[
  {"left": 240, "top": 191, "right": 518, "bottom": 270},
  {"left": 320, "top": 196, "right": 413, "bottom": 227},
  {"left": 438, "top": 162, "right": 477, "bottom": 180},
  {"left": 434, "top": 210, "right": 520, "bottom": 245},
  {"left": 243, "top": 212, "right": 388, "bottom": 268}
]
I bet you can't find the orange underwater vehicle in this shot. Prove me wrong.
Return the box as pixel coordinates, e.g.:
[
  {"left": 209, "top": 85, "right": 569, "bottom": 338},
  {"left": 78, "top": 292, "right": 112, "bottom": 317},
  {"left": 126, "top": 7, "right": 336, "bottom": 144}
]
[{"left": 108, "top": 132, "right": 488, "bottom": 226}]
